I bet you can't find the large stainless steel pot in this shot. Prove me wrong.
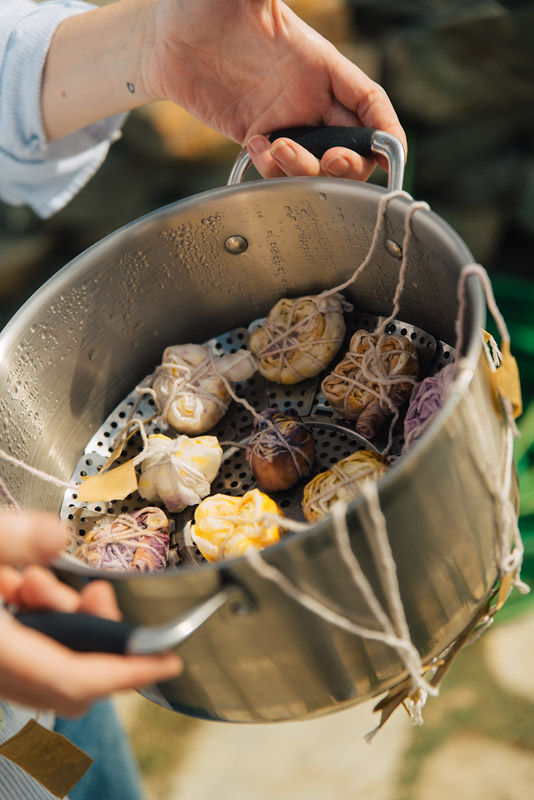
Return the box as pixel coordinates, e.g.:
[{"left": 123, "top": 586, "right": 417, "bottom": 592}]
[{"left": 0, "top": 129, "right": 510, "bottom": 723}]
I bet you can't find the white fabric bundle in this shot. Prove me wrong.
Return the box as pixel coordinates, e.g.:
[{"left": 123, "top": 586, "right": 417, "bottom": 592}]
[
  {"left": 138, "top": 433, "right": 222, "bottom": 512},
  {"left": 150, "top": 344, "right": 256, "bottom": 434}
]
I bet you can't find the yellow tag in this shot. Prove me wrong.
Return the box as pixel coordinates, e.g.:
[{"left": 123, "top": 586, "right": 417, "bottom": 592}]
[
  {"left": 495, "top": 570, "right": 517, "bottom": 611},
  {"left": 483, "top": 332, "right": 522, "bottom": 420},
  {"left": 0, "top": 720, "right": 93, "bottom": 798},
  {"left": 77, "top": 458, "right": 138, "bottom": 503}
]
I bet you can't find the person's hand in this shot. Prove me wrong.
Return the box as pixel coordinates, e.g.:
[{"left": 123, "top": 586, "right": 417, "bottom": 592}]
[
  {"left": 144, "top": 0, "right": 406, "bottom": 181},
  {"left": 0, "top": 511, "right": 181, "bottom": 715},
  {"left": 43, "top": 0, "right": 405, "bottom": 182}
]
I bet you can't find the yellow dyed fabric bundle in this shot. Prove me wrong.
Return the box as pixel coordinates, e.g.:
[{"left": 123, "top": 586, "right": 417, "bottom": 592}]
[
  {"left": 321, "top": 330, "right": 419, "bottom": 438},
  {"left": 150, "top": 343, "right": 256, "bottom": 434},
  {"left": 249, "top": 293, "right": 347, "bottom": 384},
  {"left": 302, "top": 450, "right": 389, "bottom": 523},
  {"left": 191, "top": 488, "right": 282, "bottom": 562},
  {"left": 138, "top": 433, "right": 222, "bottom": 513}
]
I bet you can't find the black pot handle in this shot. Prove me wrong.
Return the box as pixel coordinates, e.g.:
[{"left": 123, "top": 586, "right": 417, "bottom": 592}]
[
  {"left": 227, "top": 126, "right": 405, "bottom": 191},
  {"left": 15, "top": 586, "right": 235, "bottom": 655},
  {"left": 268, "top": 126, "right": 375, "bottom": 159},
  {"left": 16, "top": 611, "right": 134, "bottom": 654}
]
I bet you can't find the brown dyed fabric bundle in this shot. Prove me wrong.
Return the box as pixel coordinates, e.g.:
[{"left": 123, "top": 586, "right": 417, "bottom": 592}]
[
  {"left": 249, "top": 293, "right": 347, "bottom": 384},
  {"left": 246, "top": 407, "right": 315, "bottom": 492},
  {"left": 302, "top": 450, "right": 389, "bottom": 523},
  {"left": 321, "top": 330, "right": 419, "bottom": 439}
]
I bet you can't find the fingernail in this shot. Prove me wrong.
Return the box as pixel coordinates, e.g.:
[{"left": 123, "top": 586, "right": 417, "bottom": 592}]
[
  {"left": 161, "top": 653, "right": 183, "bottom": 674},
  {"left": 247, "top": 135, "right": 266, "bottom": 155},
  {"left": 270, "top": 140, "right": 296, "bottom": 166},
  {"left": 324, "top": 156, "right": 350, "bottom": 177}
]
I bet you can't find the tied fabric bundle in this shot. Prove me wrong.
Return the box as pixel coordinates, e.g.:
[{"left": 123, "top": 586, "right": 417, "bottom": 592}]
[
  {"left": 246, "top": 407, "right": 315, "bottom": 491},
  {"left": 138, "top": 433, "right": 222, "bottom": 512},
  {"left": 303, "top": 450, "right": 389, "bottom": 523},
  {"left": 321, "top": 330, "right": 419, "bottom": 439},
  {"left": 191, "top": 488, "right": 282, "bottom": 562},
  {"left": 143, "top": 344, "right": 256, "bottom": 434},
  {"left": 72, "top": 507, "right": 170, "bottom": 571},
  {"left": 249, "top": 293, "right": 348, "bottom": 384},
  {"left": 402, "top": 364, "right": 455, "bottom": 451}
]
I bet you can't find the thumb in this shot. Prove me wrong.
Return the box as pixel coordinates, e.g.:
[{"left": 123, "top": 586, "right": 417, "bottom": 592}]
[{"left": 0, "top": 511, "right": 68, "bottom": 567}]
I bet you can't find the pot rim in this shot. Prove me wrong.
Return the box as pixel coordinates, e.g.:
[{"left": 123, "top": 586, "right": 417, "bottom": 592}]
[{"left": 0, "top": 177, "right": 485, "bottom": 580}]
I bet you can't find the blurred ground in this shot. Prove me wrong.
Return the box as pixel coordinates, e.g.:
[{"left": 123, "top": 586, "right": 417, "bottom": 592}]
[{"left": 1, "top": 0, "right": 534, "bottom": 797}]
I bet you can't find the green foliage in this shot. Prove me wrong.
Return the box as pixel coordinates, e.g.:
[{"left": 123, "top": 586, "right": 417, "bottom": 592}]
[{"left": 490, "top": 275, "right": 534, "bottom": 612}]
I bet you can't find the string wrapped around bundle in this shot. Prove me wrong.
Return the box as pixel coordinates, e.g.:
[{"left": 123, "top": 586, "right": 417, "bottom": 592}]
[
  {"left": 249, "top": 293, "right": 349, "bottom": 384},
  {"left": 322, "top": 329, "right": 419, "bottom": 441},
  {"left": 138, "top": 343, "right": 256, "bottom": 434},
  {"left": 138, "top": 433, "right": 223, "bottom": 512},
  {"left": 402, "top": 364, "right": 456, "bottom": 452},
  {"left": 75, "top": 426, "right": 223, "bottom": 512},
  {"left": 190, "top": 488, "right": 283, "bottom": 562},
  {"left": 71, "top": 507, "right": 170, "bottom": 572},
  {"left": 302, "top": 450, "right": 389, "bottom": 523},
  {"left": 245, "top": 407, "right": 315, "bottom": 491}
]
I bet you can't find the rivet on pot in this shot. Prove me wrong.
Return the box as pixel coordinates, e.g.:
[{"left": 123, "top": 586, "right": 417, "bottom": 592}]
[
  {"left": 385, "top": 239, "right": 403, "bottom": 259},
  {"left": 224, "top": 235, "right": 249, "bottom": 254}
]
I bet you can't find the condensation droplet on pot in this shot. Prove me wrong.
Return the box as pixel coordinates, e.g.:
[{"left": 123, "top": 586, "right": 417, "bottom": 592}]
[{"left": 385, "top": 239, "right": 403, "bottom": 259}]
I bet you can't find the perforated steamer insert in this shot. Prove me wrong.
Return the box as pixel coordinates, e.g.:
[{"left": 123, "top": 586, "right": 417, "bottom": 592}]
[{"left": 60, "top": 310, "right": 455, "bottom": 567}]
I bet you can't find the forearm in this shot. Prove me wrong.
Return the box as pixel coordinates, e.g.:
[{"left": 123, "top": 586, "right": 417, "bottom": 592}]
[{"left": 42, "top": 0, "right": 156, "bottom": 141}]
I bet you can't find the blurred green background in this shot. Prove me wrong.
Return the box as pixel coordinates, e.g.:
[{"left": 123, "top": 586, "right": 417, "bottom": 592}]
[{"left": 1, "top": 2, "right": 534, "bottom": 797}]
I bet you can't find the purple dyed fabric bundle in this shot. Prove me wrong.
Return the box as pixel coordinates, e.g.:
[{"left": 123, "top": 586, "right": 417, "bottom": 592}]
[
  {"left": 74, "top": 507, "right": 170, "bottom": 572},
  {"left": 403, "top": 364, "right": 455, "bottom": 451}
]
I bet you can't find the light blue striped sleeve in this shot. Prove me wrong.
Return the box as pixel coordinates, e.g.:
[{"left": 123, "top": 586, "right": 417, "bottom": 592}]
[{"left": 0, "top": 0, "right": 128, "bottom": 218}]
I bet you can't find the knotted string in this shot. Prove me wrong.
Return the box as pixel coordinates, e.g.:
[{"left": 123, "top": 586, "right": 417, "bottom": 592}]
[
  {"left": 246, "top": 488, "right": 437, "bottom": 741},
  {"left": 137, "top": 353, "right": 230, "bottom": 425},
  {"left": 246, "top": 410, "right": 313, "bottom": 480},
  {"left": 253, "top": 294, "right": 350, "bottom": 383},
  {"left": 319, "top": 199, "right": 428, "bottom": 454},
  {"left": 71, "top": 510, "right": 169, "bottom": 572},
  {"left": 302, "top": 451, "right": 388, "bottom": 522},
  {"left": 253, "top": 190, "right": 412, "bottom": 384},
  {"left": 455, "top": 263, "right": 528, "bottom": 595}
]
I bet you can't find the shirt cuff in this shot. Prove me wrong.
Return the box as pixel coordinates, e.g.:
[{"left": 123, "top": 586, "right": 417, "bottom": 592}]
[{"left": 0, "top": 1, "right": 128, "bottom": 217}]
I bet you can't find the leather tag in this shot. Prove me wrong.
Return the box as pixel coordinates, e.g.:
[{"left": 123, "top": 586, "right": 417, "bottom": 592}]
[
  {"left": 482, "top": 332, "right": 523, "bottom": 420},
  {"left": 77, "top": 457, "right": 138, "bottom": 503},
  {"left": 494, "top": 341, "right": 523, "bottom": 419},
  {"left": 0, "top": 720, "right": 93, "bottom": 798}
]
